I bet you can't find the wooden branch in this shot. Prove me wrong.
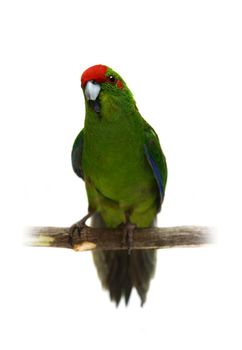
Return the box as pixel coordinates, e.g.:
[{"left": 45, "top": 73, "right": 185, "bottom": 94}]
[{"left": 25, "top": 225, "right": 214, "bottom": 252}]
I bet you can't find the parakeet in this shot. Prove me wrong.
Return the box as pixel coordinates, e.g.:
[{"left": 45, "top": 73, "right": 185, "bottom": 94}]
[{"left": 71, "top": 64, "right": 167, "bottom": 306}]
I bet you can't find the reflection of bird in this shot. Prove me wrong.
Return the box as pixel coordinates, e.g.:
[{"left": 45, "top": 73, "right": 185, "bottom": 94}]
[{"left": 71, "top": 65, "right": 167, "bottom": 305}]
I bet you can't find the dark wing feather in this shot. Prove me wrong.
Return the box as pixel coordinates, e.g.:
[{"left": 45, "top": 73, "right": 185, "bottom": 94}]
[{"left": 71, "top": 129, "right": 84, "bottom": 179}]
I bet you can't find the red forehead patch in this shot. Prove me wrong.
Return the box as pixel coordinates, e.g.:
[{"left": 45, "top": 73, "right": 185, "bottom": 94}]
[{"left": 81, "top": 65, "right": 107, "bottom": 87}]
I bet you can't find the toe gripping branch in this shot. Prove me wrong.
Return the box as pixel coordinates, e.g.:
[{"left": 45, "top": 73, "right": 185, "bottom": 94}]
[
  {"left": 122, "top": 222, "right": 136, "bottom": 254},
  {"left": 69, "top": 212, "right": 94, "bottom": 247}
]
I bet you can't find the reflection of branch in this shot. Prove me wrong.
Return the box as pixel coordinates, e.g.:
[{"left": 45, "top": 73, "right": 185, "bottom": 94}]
[{"left": 25, "top": 225, "right": 214, "bottom": 252}]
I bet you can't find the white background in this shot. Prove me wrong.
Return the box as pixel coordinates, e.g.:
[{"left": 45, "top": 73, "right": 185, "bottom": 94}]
[{"left": 1, "top": 0, "right": 242, "bottom": 349}]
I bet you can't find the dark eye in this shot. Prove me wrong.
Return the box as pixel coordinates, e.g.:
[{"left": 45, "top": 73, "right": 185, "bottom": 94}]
[{"left": 108, "top": 75, "right": 116, "bottom": 83}]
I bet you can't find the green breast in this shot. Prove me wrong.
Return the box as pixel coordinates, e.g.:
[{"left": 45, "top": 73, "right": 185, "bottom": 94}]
[{"left": 82, "top": 110, "right": 157, "bottom": 208}]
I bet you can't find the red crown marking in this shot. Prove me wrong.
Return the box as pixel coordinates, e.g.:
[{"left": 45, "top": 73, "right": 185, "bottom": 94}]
[{"left": 81, "top": 65, "right": 107, "bottom": 87}]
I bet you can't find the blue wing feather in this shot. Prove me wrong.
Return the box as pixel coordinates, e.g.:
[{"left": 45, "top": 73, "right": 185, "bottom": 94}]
[
  {"left": 144, "top": 144, "right": 164, "bottom": 199},
  {"left": 143, "top": 122, "right": 167, "bottom": 210}
]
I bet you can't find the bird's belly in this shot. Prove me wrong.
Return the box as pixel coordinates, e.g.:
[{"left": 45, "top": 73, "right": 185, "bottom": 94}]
[
  {"left": 86, "top": 162, "right": 158, "bottom": 228},
  {"left": 87, "top": 154, "right": 156, "bottom": 207}
]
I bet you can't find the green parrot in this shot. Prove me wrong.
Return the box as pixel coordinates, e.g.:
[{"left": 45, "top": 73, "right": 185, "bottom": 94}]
[{"left": 71, "top": 64, "right": 167, "bottom": 305}]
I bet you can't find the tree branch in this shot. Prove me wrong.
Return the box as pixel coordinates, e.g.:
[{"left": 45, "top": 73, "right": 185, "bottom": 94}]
[{"left": 25, "top": 225, "right": 214, "bottom": 251}]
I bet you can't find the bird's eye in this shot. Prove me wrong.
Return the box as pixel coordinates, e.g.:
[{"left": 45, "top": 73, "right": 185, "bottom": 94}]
[{"left": 108, "top": 75, "right": 116, "bottom": 83}]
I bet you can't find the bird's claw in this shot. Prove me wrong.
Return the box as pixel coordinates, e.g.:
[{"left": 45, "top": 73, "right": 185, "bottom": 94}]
[
  {"left": 69, "top": 213, "right": 93, "bottom": 247},
  {"left": 69, "top": 221, "right": 87, "bottom": 247},
  {"left": 121, "top": 222, "right": 136, "bottom": 254}
]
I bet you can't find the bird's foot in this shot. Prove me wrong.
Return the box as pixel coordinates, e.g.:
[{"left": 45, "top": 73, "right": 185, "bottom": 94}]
[
  {"left": 69, "top": 212, "right": 93, "bottom": 247},
  {"left": 121, "top": 222, "right": 136, "bottom": 254}
]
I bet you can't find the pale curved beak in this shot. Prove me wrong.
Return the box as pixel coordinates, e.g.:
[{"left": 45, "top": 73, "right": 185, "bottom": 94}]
[{"left": 85, "top": 81, "right": 101, "bottom": 101}]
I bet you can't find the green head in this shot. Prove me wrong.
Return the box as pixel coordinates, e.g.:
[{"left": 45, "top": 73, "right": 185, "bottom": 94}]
[{"left": 81, "top": 65, "right": 137, "bottom": 118}]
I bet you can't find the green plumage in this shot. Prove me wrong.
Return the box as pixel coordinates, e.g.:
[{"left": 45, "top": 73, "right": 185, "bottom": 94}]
[{"left": 72, "top": 65, "right": 167, "bottom": 305}]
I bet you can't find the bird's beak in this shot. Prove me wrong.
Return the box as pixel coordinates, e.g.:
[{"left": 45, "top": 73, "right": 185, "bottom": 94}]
[
  {"left": 85, "top": 81, "right": 101, "bottom": 101},
  {"left": 84, "top": 81, "right": 101, "bottom": 113}
]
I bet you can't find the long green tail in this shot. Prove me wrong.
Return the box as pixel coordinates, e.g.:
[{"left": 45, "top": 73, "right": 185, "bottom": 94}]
[{"left": 91, "top": 213, "right": 156, "bottom": 306}]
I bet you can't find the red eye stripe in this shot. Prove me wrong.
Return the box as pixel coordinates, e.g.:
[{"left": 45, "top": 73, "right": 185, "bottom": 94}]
[
  {"left": 106, "top": 75, "right": 123, "bottom": 89},
  {"left": 116, "top": 80, "right": 123, "bottom": 89}
]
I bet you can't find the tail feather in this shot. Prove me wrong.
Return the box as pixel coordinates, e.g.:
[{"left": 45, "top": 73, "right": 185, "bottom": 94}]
[{"left": 91, "top": 213, "right": 156, "bottom": 306}]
